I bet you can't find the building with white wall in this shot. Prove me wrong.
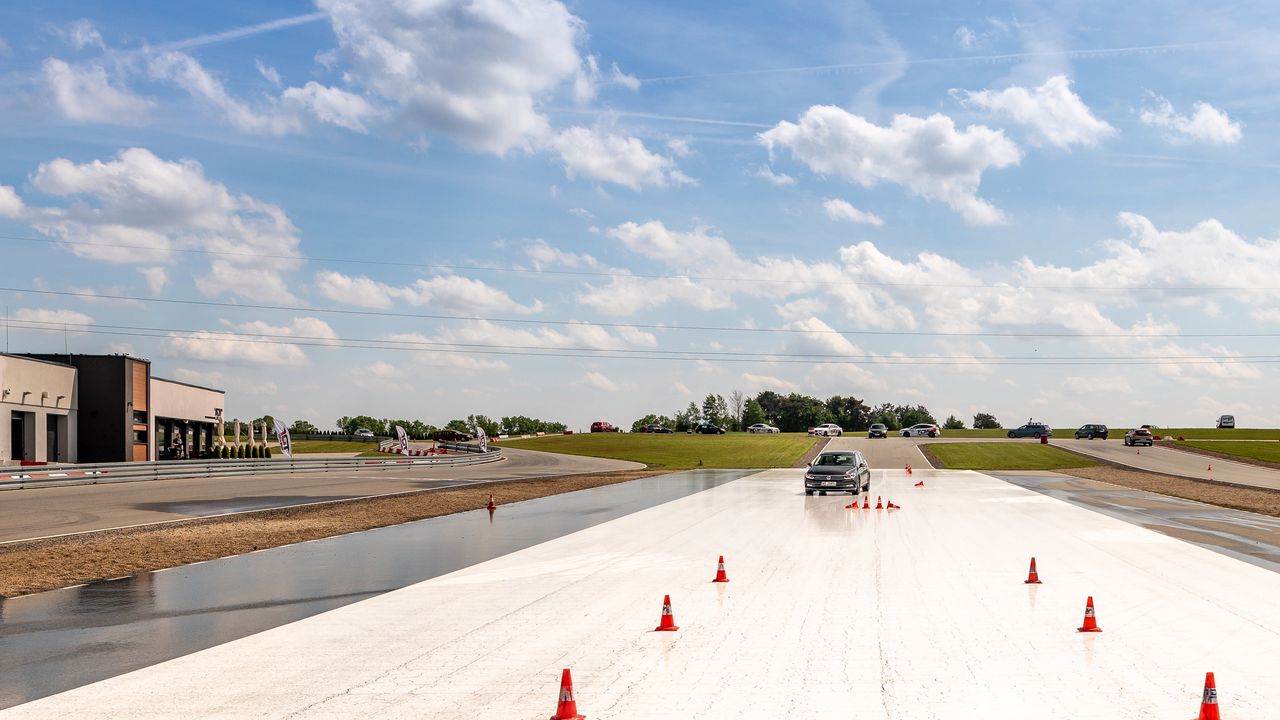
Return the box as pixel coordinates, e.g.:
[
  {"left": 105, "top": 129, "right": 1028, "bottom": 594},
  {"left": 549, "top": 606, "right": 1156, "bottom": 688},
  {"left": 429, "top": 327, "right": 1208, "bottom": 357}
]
[
  {"left": 1, "top": 354, "right": 78, "bottom": 464},
  {"left": 150, "top": 377, "right": 225, "bottom": 460}
]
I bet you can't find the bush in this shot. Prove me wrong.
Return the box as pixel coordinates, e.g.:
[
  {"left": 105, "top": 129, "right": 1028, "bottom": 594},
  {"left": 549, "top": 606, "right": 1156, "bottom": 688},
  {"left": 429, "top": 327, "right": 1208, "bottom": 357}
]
[
  {"left": 264, "top": 446, "right": 272, "bottom": 459},
  {"left": 237, "top": 445, "right": 246, "bottom": 459}
]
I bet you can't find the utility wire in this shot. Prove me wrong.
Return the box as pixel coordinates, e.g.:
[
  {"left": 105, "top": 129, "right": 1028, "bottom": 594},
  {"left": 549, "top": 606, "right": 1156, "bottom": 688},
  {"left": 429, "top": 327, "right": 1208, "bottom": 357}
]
[{"left": 3, "top": 286, "right": 1278, "bottom": 339}]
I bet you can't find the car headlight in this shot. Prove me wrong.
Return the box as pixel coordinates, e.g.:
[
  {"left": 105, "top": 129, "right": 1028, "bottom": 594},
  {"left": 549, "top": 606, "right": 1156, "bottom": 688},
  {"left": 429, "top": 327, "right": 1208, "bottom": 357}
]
[{"left": 805, "top": 473, "right": 816, "bottom": 480}]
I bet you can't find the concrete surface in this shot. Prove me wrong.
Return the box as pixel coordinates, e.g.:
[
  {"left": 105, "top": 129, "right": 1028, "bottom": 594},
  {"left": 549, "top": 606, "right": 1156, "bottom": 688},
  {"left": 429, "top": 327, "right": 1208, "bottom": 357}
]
[
  {"left": 1051, "top": 438, "right": 1280, "bottom": 490},
  {"left": 0, "top": 448, "right": 642, "bottom": 543},
  {"left": 0, "top": 470, "right": 747, "bottom": 710},
  {"left": 9, "top": 468, "right": 1278, "bottom": 718}
]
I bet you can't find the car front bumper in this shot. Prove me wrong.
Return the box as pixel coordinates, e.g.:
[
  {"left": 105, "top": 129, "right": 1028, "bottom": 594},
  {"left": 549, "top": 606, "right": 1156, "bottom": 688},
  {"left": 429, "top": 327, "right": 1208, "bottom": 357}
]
[{"left": 805, "top": 477, "right": 862, "bottom": 491}]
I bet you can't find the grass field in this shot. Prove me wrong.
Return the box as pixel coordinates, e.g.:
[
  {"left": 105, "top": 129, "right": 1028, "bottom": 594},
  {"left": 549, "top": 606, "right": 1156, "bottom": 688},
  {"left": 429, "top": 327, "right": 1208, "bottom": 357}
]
[
  {"left": 925, "top": 442, "right": 1099, "bottom": 471},
  {"left": 938, "top": 428, "right": 1076, "bottom": 439},
  {"left": 1177, "top": 440, "right": 1280, "bottom": 464},
  {"left": 1160, "top": 428, "right": 1280, "bottom": 440},
  {"left": 499, "top": 433, "right": 818, "bottom": 469},
  {"left": 290, "top": 440, "right": 384, "bottom": 454}
]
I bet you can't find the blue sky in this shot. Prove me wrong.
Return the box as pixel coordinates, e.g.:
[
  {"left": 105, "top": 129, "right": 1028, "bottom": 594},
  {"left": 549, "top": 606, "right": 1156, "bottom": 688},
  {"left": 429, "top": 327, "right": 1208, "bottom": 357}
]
[{"left": 2, "top": 0, "right": 1278, "bottom": 430}]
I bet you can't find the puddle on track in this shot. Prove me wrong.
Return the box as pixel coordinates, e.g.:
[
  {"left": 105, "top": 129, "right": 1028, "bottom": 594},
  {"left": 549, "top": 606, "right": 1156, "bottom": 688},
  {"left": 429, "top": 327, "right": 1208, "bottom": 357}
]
[
  {"left": 995, "top": 473, "right": 1280, "bottom": 573},
  {"left": 0, "top": 469, "right": 751, "bottom": 709}
]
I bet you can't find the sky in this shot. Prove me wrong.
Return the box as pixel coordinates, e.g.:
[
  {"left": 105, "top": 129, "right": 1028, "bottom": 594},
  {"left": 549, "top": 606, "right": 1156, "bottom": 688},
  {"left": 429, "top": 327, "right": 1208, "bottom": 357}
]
[{"left": 2, "top": 0, "right": 1279, "bottom": 431}]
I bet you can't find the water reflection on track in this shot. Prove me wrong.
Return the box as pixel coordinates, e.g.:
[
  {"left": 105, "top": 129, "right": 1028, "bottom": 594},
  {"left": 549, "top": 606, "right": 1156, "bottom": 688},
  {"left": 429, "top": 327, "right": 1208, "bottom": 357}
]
[{"left": 0, "top": 469, "right": 751, "bottom": 709}]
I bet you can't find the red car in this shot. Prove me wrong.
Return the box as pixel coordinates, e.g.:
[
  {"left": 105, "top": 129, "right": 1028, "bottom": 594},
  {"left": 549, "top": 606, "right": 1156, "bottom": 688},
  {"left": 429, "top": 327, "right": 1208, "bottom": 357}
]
[{"left": 590, "top": 421, "right": 620, "bottom": 433}]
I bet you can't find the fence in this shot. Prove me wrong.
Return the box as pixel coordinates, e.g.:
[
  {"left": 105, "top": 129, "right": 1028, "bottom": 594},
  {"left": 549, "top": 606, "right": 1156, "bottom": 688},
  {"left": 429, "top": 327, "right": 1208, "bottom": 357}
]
[{"left": 0, "top": 449, "right": 503, "bottom": 491}]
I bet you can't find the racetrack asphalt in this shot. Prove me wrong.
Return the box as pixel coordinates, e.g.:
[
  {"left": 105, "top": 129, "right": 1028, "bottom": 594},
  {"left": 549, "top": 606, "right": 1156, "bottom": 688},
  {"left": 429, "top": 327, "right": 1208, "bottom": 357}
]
[{"left": 0, "top": 448, "right": 641, "bottom": 543}]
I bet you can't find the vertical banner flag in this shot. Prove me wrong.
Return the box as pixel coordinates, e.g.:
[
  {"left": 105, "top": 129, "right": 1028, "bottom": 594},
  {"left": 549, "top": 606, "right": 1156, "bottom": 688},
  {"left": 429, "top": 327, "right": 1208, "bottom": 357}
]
[
  {"left": 478, "top": 426, "right": 488, "bottom": 452},
  {"left": 396, "top": 425, "right": 409, "bottom": 454},
  {"left": 273, "top": 419, "right": 293, "bottom": 458}
]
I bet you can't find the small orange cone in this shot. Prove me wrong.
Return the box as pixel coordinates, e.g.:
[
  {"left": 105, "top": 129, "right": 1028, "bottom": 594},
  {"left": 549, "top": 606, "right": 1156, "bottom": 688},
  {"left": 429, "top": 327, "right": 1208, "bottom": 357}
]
[
  {"left": 550, "top": 668, "right": 586, "bottom": 720},
  {"left": 913, "top": 480, "right": 924, "bottom": 487},
  {"left": 1195, "top": 671, "right": 1220, "bottom": 720},
  {"left": 905, "top": 464, "right": 913, "bottom": 475},
  {"left": 712, "top": 556, "right": 729, "bottom": 583},
  {"left": 886, "top": 500, "right": 900, "bottom": 509},
  {"left": 875, "top": 496, "right": 884, "bottom": 509},
  {"left": 1207, "top": 464, "right": 1212, "bottom": 472},
  {"left": 862, "top": 496, "right": 870, "bottom": 510},
  {"left": 486, "top": 494, "right": 497, "bottom": 511},
  {"left": 655, "top": 594, "right": 679, "bottom": 631},
  {"left": 1024, "top": 557, "right": 1042, "bottom": 584},
  {"left": 1077, "top": 596, "right": 1102, "bottom": 632}
]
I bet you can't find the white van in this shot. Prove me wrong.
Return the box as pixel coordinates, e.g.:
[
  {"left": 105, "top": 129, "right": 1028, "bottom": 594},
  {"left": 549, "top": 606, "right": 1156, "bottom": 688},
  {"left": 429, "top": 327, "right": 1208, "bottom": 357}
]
[{"left": 1217, "top": 415, "right": 1235, "bottom": 429}]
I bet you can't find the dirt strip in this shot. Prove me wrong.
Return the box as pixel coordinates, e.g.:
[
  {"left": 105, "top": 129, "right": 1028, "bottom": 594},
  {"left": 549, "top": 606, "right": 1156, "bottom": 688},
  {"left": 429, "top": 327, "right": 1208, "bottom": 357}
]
[
  {"left": 1155, "top": 440, "right": 1280, "bottom": 471},
  {"left": 0, "top": 468, "right": 663, "bottom": 598},
  {"left": 1061, "top": 466, "right": 1280, "bottom": 518}
]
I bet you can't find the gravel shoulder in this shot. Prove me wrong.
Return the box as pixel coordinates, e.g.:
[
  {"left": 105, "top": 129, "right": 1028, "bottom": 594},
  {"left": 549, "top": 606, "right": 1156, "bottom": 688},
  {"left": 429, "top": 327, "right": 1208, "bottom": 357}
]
[
  {"left": 1059, "top": 466, "right": 1280, "bottom": 518},
  {"left": 0, "top": 468, "right": 662, "bottom": 598}
]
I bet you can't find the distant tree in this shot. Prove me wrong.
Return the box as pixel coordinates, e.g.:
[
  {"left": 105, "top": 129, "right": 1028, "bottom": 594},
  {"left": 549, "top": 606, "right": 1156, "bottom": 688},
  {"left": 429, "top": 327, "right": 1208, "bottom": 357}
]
[
  {"left": 466, "top": 414, "right": 502, "bottom": 437},
  {"left": 742, "top": 399, "right": 765, "bottom": 427},
  {"left": 871, "top": 403, "right": 899, "bottom": 430},
  {"left": 444, "top": 418, "right": 471, "bottom": 434},
  {"left": 702, "top": 393, "right": 729, "bottom": 427},
  {"left": 826, "top": 395, "right": 871, "bottom": 431},
  {"left": 755, "top": 391, "right": 785, "bottom": 425},
  {"left": 943, "top": 414, "right": 965, "bottom": 430},
  {"left": 727, "top": 389, "right": 746, "bottom": 431},
  {"left": 973, "top": 412, "right": 1002, "bottom": 429},
  {"left": 674, "top": 402, "right": 702, "bottom": 431},
  {"left": 631, "top": 414, "right": 675, "bottom": 432},
  {"left": 895, "top": 404, "right": 937, "bottom": 428},
  {"left": 335, "top": 416, "right": 351, "bottom": 433},
  {"left": 290, "top": 420, "right": 319, "bottom": 434},
  {"left": 339, "top": 415, "right": 386, "bottom": 435}
]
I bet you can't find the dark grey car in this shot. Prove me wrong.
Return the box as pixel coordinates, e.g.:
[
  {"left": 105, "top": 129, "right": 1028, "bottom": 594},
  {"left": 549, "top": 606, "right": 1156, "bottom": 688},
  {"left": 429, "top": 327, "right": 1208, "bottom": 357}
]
[{"left": 804, "top": 450, "right": 871, "bottom": 496}]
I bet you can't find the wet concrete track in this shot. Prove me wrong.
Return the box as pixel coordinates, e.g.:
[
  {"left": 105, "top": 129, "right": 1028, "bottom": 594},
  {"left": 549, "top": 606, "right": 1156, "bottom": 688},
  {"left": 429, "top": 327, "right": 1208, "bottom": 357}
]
[
  {"left": 0, "top": 469, "right": 748, "bottom": 709},
  {"left": 994, "top": 472, "right": 1280, "bottom": 572}
]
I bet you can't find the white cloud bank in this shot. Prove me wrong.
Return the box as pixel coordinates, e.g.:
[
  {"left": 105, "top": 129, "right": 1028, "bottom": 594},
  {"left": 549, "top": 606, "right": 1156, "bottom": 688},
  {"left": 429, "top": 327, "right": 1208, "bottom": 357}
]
[
  {"left": 314, "top": 271, "right": 543, "bottom": 314},
  {"left": 162, "top": 317, "right": 337, "bottom": 366},
  {"left": 43, "top": 58, "right": 152, "bottom": 125},
  {"left": 760, "top": 106, "right": 1020, "bottom": 225},
  {"left": 952, "top": 75, "right": 1116, "bottom": 150},
  {"left": 823, "top": 198, "right": 884, "bottom": 227},
  {"left": 1138, "top": 94, "right": 1242, "bottom": 145}
]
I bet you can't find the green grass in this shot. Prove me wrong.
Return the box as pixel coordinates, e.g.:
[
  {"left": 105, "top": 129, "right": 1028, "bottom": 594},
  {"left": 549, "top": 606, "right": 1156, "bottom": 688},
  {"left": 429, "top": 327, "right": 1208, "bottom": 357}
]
[
  {"left": 1159, "top": 428, "right": 1280, "bottom": 440},
  {"left": 290, "top": 440, "right": 384, "bottom": 453},
  {"left": 1178, "top": 440, "right": 1280, "bottom": 464},
  {"left": 499, "top": 433, "right": 818, "bottom": 469},
  {"left": 925, "top": 442, "right": 1098, "bottom": 471},
  {"left": 937, "top": 428, "right": 1076, "bottom": 438}
]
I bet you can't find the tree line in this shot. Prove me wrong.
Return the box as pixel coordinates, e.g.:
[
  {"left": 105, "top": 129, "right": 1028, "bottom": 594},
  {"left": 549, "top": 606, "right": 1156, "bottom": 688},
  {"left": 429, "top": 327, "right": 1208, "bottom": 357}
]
[
  {"left": 325, "top": 414, "right": 566, "bottom": 439},
  {"left": 633, "top": 391, "right": 1004, "bottom": 434}
]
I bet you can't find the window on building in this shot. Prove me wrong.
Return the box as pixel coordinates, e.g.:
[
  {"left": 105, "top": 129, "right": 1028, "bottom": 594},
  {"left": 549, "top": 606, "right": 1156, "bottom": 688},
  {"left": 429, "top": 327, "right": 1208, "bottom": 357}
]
[
  {"left": 133, "top": 429, "right": 148, "bottom": 444},
  {"left": 133, "top": 410, "right": 148, "bottom": 425}
]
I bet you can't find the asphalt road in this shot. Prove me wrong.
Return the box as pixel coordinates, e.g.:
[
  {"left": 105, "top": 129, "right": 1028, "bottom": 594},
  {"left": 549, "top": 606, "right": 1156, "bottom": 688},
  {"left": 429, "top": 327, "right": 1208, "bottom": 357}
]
[
  {"left": 823, "top": 435, "right": 934, "bottom": 469},
  {"left": 1049, "top": 438, "right": 1280, "bottom": 490},
  {"left": 0, "top": 448, "right": 641, "bottom": 543}
]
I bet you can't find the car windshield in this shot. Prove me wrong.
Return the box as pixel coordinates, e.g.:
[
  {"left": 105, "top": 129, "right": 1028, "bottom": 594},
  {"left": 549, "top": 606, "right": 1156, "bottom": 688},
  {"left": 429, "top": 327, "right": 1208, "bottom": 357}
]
[{"left": 814, "top": 453, "right": 855, "bottom": 466}]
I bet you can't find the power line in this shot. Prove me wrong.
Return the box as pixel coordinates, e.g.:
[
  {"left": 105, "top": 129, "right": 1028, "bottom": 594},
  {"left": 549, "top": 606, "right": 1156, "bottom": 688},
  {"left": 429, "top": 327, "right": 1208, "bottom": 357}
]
[
  {"left": 4, "top": 233, "right": 1279, "bottom": 293},
  {"left": 8, "top": 318, "right": 1279, "bottom": 367},
  {"left": 4, "top": 286, "right": 1279, "bottom": 339}
]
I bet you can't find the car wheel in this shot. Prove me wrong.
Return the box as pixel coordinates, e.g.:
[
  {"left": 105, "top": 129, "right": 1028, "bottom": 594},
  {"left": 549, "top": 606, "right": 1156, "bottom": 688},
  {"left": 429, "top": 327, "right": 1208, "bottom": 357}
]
[
  {"left": 805, "top": 490, "right": 813, "bottom": 496},
  {"left": 902, "top": 431, "right": 910, "bottom": 438},
  {"left": 819, "top": 491, "right": 826, "bottom": 496},
  {"left": 928, "top": 431, "right": 937, "bottom": 438},
  {"left": 1007, "top": 431, "right": 1016, "bottom": 438}
]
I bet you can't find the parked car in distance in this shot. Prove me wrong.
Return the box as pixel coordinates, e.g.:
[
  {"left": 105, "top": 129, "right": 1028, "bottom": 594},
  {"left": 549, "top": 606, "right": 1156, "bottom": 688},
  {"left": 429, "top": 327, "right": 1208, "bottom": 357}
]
[
  {"left": 811, "top": 423, "right": 843, "bottom": 437},
  {"left": 1074, "top": 424, "right": 1108, "bottom": 440},
  {"left": 590, "top": 421, "right": 620, "bottom": 433},
  {"left": 353, "top": 428, "right": 375, "bottom": 439},
  {"left": 901, "top": 423, "right": 941, "bottom": 438},
  {"left": 694, "top": 422, "right": 726, "bottom": 434},
  {"left": 639, "top": 423, "right": 673, "bottom": 434},
  {"left": 746, "top": 423, "right": 780, "bottom": 434},
  {"left": 1007, "top": 423, "right": 1051, "bottom": 438},
  {"left": 1217, "top": 415, "right": 1235, "bottom": 429},
  {"left": 1124, "top": 428, "right": 1154, "bottom": 446},
  {"left": 804, "top": 450, "right": 871, "bottom": 496},
  {"left": 868, "top": 423, "right": 888, "bottom": 438},
  {"left": 428, "top": 429, "right": 473, "bottom": 442}
]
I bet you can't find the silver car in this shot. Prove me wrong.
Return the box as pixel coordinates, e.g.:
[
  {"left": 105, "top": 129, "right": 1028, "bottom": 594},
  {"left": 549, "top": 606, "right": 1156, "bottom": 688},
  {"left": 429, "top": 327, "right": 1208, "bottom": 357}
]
[
  {"left": 804, "top": 450, "right": 871, "bottom": 496},
  {"left": 746, "top": 423, "right": 780, "bottom": 434}
]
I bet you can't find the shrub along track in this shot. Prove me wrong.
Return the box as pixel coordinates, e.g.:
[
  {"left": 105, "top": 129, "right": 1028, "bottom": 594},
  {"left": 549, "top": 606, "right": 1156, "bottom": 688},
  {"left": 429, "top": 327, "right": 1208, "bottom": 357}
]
[{"left": 0, "top": 468, "right": 663, "bottom": 598}]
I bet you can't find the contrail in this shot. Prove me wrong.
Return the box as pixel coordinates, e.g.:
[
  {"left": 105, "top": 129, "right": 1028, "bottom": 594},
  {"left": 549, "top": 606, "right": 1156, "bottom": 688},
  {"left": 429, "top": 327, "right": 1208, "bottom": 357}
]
[
  {"left": 637, "top": 40, "right": 1228, "bottom": 84},
  {"left": 151, "top": 11, "right": 329, "bottom": 52}
]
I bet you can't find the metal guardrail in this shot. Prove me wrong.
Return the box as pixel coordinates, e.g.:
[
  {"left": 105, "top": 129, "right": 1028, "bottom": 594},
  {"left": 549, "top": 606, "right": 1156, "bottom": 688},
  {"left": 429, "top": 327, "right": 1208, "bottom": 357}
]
[{"left": 0, "top": 450, "right": 503, "bottom": 491}]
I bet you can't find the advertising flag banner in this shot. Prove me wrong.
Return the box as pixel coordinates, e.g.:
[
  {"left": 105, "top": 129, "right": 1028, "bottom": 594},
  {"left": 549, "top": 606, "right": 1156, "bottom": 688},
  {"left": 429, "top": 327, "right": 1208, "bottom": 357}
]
[
  {"left": 273, "top": 419, "right": 293, "bottom": 458},
  {"left": 477, "top": 426, "right": 488, "bottom": 452},
  {"left": 396, "top": 425, "right": 409, "bottom": 454}
]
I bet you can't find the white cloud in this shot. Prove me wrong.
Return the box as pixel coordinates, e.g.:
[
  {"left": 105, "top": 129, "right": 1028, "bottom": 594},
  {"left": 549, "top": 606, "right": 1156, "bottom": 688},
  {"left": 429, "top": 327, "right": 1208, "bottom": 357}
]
[
  {"left": 138, "top": 266, "right": 169, "bottom": 294},
  {"left": 525, "top": 239, "right": 599, "bottom": 269},
  {"left": 43, "top": 58, "right": 152, "bottom": 125},
  {"left": 666, "top": 137, "right": 692, "bottom": 157},
  {"left": 581, "top": 371, "right": 619, "bottom": 392},
  {"left": 0, "top": 186, "right": 24, "bottom": 217},
  {"left": 13, "top": 308, "right": 95, "bottom": 326},
  {"left": 67, "top": 20, "right": 105, "bottom": 51},
  {"left": 316, "top": 0, "right": 589, "bottom": 154},
  {"left": 280, "top": 81, "right": 377, "bottom": 133},
  {"left": 609, "top": 62, "right": 640, "bottom": 91},
  {"left": 255, "top": 59, "right": 282, "bottom": 87},
  {"left": 15, "top": 147, "right": 302, "bottom": 302},
  {"left": 549, "top": 126, "right": 691, "bottom": 189},
  {"left": 954, "top": 18, "right": 1010, "bottom": 51},
  {"left": 1063, "top": 376, "right": 1133, "bottom": 395},
  {"left": 952, "top": 75, "right": 1116, "bottom": 150},
  {"left": 1138, "top": 95, "right": 1242, "bottom": 145},
  {"left": 741, "top": 372, "right": 799, "bottom": 393},
  {"left": 314, "top": 270, "right": 543, "bottom": 314},
  {"left": 161, "top": 317, "right": 336, "bottom": 366},
  {"left": 754, "top": 166, "right": 795, "bottom": 186},
  {"left": 760, "top": 106, "right": 1020, "bottom": 225},
  {"left": 368, "top": 361, "right": 402, "bottom": 379},
  {"left": 823, "top": 198, "right": 884, "bottom": 227}
]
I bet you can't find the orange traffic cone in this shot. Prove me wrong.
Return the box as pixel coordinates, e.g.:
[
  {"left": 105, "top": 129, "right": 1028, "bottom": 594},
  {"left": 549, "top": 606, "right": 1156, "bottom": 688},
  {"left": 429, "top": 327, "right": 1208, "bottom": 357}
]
[
  {"left": 875, "top": 496, "right": 884, "bottom": 509},
  {"left": 886, "top": 500, "right": 900, "bottom": 509},
  {"left": 1195, "top": 672, "right": 1220, "bottom": 720},
  {"left": 862, "top": 496, "right": 870, "bottom": 510},
  {"left": 655, "top": 594, "right": 679, "bottom": 631},
  {"left": 486, "top": 494, "right": 497, "bottom": 511},
  {"left": 1207, "top": 464, "right": 1212, "bottom": 472},
  {"left": 712, "top": 556, "right": 729, "bottom": 583},
  {"left": 1077, "top": 596, "right": 1102, "bottom": 632},
  {"left": 913, "top": 480, "right": 924, "bottom": 487},
  {"left": 906, "top": 464, "right": 913, "bottom": 475},
  {"left": 1024, "top": 557, "right": 1042, "bottom": 584},
  {"left": 550, "top": 668, "right": 586, "bottom": 720}
]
